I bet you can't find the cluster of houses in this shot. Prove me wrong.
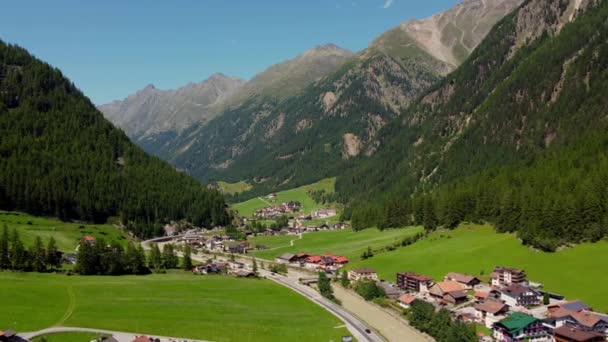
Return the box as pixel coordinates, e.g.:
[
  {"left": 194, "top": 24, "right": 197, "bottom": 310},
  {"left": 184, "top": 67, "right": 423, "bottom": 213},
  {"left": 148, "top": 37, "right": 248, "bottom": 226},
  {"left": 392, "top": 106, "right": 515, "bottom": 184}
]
[
  {"left": 275, "top": 252, "right": 349, "bottom": 271},
  {"left": 254, "top": 201, "right": 301, "bottom": 219},
  {"left": 347, "top": 266, "right": 608, "bottom": 342},
  {"left": 192, "top": 259, "right": 256, "bottom": 278},
  {"left": 259, "top": 221, "right": 350, "bottom": 236},
  {"left": 179, "top": 234, "right": 250, "bottom": 254}
]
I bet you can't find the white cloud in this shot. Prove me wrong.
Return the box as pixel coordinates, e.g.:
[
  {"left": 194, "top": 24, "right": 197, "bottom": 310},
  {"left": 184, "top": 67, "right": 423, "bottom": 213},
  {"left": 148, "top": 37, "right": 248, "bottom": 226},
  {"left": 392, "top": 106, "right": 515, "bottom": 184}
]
[{"left": 383, "top": 0, "right": 394, "bottom": 9}]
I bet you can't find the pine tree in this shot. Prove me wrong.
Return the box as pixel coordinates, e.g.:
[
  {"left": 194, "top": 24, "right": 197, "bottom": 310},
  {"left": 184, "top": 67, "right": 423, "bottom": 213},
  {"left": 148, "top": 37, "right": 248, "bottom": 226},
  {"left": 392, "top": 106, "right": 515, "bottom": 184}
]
[
  {"left": 148, "top": 243, "right": 163, "bottom": 270},
  {"left": 0, "top": 224, "right": 9, "bottom": 269},
  {"left": 45, "top": 236, "right": 60, "bottom": 269},
  {"left": 162, "top": 244, "right": 178, "bottom": 269},
  {"left": 30, "top": 236, "right": 46, "bottom": 272},
  {"left": 340, "top": 269, "right": 350, "bottom": 288},
  {"left": 252, "top": 257, "right": 258, "bottom": 274},
  {"left": 9, "top": 228, "right": 26, "bottom": 270},
  {"left": 183, "top": 244, "right": 193, "bottom": 271}
]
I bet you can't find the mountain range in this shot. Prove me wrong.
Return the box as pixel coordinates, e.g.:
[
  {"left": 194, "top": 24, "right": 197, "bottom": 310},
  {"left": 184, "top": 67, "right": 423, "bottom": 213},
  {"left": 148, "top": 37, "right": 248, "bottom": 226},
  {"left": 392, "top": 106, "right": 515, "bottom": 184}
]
[{"left": 99, "top": 0, "right": 523, "bottom": 194}]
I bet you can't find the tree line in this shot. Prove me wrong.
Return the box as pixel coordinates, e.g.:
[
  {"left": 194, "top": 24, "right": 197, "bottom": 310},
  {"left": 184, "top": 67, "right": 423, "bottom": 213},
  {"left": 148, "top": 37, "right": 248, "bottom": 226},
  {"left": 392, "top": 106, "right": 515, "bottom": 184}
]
[
  {"left": 407, "top": 300, "right": 477, "bottom": 342},
  {"left": 0, "top": 225, "right": 61, "bottom": 272},
  {"left": 0, "top": 40, "right": 231, "bottom": 239},
  {"left": 75, "top": 240, "right": 191, "bottom": 275}
]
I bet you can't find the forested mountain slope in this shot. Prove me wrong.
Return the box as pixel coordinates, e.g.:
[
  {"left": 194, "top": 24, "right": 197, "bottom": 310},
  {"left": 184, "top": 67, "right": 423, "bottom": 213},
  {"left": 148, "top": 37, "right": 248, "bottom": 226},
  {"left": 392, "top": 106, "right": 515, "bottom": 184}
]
[
  {"left": 159, "top": 0, "right": 520, "bottom": 200},
  {"left": 338, "top": 0, "right": 608, "bottom": 250},
  {"left": 0, "top": 40, "right": 231, "bottom": 238}
]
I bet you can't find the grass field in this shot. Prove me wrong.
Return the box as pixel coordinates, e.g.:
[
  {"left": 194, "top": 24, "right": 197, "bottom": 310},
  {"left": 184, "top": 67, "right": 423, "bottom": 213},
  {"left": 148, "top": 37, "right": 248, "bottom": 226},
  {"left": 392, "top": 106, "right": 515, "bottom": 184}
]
[
  {"left": 32, "top": 332, "right": 106, "bottom": 342},
  {"left": 348, "top": 224, "right": 608, "bottom": 312},
  {"left": 0, "top": 211, "right": 130, "bottom": 252},
  {"left": 217, "top": 180, "right": 252, "bottom": 194},
  {"left": 0, "top": 272, "right": 349, "bottom": 342},
  {"left": 232, "top": 178, "right": 337, "bottom": 217},
  {"left": 249, "top": 227, "right": 424, "bottom": 262}
]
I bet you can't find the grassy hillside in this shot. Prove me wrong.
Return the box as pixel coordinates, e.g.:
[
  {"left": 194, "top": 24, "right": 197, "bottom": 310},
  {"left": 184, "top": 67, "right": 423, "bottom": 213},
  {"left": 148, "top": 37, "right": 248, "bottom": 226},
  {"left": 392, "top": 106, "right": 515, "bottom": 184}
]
[
  {"left": 249, "top": 227, "right": 423, "bottom": 262},
  {"left": 0, "top": 211, "right": 129, "bottom": 252},
  {"left": 217, "top": 180, "right": 252, "bottom": 195},
  {"left": 0, "top": 272, "right": 349, "bottom": 342},
  {"left": 348, "top": 224, "right": 608, "bottom": 312},
  {"left": 232, "top": 178, "right": 336, "bottom": 217}
]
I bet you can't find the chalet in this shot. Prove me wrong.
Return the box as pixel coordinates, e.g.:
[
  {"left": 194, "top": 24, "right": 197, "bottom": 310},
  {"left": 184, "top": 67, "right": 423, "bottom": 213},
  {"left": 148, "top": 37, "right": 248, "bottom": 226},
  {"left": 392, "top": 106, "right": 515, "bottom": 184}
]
[
  {"left": 376, "top": 281, "right": 402, "bottom": 299},
  {"left": 313, "top": 208, "right": 337, "bottom": 219},
  {"left": 553, "top": 325, "right": 605, "bottom": 342},
  {"left": 333, "top": 222, "right": 351, "bottom": 230},
  {"left": 323, "top": 254, "right": 348, "bottom": 265},
  {"left": 443, "top": 291, "right": 467, "bottom": 304},
  {"left": 428, "top": 281, "right": 466, "bottom": 301},
  {"left": 348, "top": 268, "right": 379, "bottom": 282},
  {"left": 500, "top": 284, "right": 542, "bottom": 308},
  {"left": 546, "top": 308, "right": 608, "bottom": 336},
  {"left": 548, "top": 301, "right": 593, "bottom": 316},
  {"left": 81, "top": 235, "right": 96, "bottom": 245},
  {"left": 474, "top": 300, "right": 510, "bottom": 328},
  {"left": 492, "top": 312, "right": 552, "bottom": 342},
  {"left": 275, "top": 253, "right": 297, "bottom": 264},
  {"left": 396, "top": 272, "right": 433, "bottom": 293},
  {"left": 475, "top": 291, "right": 490, "bottom": 302},
  {"left": 398, "top": 294, "right": 417, "bottom": 308},
  {"left": 444, "top": 272, "right": 480, "bottom": 289},
  {"left": 305, "top": 255, "right": 323, "bottom": 269},
  {"left": 491, "top": 266, "right": 527, "bottom": 287},
  {"left": 294, "top": 252, "right": 310, "bottom": 263}
]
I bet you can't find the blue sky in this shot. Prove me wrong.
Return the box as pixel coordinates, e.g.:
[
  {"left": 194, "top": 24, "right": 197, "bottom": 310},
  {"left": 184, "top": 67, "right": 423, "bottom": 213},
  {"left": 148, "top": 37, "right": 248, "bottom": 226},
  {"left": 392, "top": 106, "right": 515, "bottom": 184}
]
[{"left": 0, "top": 0, "right": 459, "bottom": 104}]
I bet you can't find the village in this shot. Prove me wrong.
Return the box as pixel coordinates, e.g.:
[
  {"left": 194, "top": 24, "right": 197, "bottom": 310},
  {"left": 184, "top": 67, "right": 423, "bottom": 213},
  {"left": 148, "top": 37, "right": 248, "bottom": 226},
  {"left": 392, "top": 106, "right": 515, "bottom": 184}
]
[{"left": 341, "top": 265, "right": 608, "bottom": 342}]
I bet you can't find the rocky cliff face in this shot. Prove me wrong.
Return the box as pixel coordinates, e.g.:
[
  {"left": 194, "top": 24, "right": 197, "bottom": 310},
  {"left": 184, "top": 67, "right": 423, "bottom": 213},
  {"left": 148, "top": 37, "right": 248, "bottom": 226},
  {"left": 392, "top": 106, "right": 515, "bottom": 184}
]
[
  {"left": 99, "top": 73, "right": 245, "bottom": 140},
  {"left": 158, "top": 0, "right": 522, "bottom": 196}
]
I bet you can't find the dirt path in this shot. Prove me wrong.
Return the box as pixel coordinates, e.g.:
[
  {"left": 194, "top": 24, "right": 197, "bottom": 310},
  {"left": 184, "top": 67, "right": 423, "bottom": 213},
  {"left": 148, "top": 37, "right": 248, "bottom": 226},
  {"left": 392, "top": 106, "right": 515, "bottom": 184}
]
[
  {"left": 54, "top": 285, "right": 76, "bottom": 326},
  {"left": 332, "top": 285, "right": 433, "bottom": 342}
]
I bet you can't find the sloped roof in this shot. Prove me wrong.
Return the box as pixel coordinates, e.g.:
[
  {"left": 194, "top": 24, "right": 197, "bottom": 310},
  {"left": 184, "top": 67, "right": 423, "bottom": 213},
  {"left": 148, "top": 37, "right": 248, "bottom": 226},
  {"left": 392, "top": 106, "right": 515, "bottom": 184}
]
[
  {"left": 561, "top": 300, "right": 592, "bottom": 312},
  {"left": 475, "top": 300, "right": 508, "bottom": 314},
  {"left": 554, "top": 325, "right": 604, "bottom": 341},
  {"left": 352, "top": 268, "right": 376, "bottom": 274},
  {"left": 501, "top": 284, "right": 538, "bottom": 298},
  {"left": 571, "top": 311, "right": 603, "bottom": 328},
  {"left": 399, "top": 294, "right": 417, "bottom": 305},
  {"left": 446, "top": 272, "right": 479, "bottom": 284},
  {"left": 435, "top": 281, "right": 464, "bottom": 293},
  {"left": 445, "top": 290, "right": 467, "bottom": 299},
  {"left": 277, "top": 253, "right": 295, "bottom": 260},
  {"left": 496, "top": 313, "right": 537, "bottom": 334},
  {"left": 475, "top": 291, "right": 489, "bottom": 299}
]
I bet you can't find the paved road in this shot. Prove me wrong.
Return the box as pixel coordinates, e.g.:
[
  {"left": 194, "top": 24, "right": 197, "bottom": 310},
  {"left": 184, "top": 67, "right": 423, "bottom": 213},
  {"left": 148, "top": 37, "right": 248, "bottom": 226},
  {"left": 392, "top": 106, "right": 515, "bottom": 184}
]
[
  {"left": 20, "top": 326, "right": 210, "bottom": 342},
  {"left": 142, "top": 238, "right": 382, "bottom": 342}
]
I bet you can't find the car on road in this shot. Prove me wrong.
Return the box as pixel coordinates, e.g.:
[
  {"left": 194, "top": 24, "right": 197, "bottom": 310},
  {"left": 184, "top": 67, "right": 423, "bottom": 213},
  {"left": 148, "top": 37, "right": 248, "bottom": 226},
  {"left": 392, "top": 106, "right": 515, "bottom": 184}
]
[{"left": 365, "top": 329, "right": 371, "bottom": 334}]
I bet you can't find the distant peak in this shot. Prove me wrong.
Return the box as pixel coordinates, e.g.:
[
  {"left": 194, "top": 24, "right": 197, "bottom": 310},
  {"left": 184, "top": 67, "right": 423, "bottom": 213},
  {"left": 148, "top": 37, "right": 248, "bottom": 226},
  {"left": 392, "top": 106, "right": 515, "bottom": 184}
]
[{"left": 143, "top": 84, "right": 156, "bottom": 91}]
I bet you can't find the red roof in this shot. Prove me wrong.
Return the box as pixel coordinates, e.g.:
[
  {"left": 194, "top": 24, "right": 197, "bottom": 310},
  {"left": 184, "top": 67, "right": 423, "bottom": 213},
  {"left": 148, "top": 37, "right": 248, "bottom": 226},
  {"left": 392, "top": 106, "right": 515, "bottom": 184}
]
[
  {"left": 307, "top": 256, "right": 322, "bottom": 263},
  {"left": 321, "top": 254, "right": 349, "bottom": 263},
  {"left": 83, "top": 236, "right": 96, "bottom": 241},
  {"left": 475, "top": 291, "right": 489, "bottom": 299},
  {"left": 131, "top": 336, "right": 149, "bottom": 342},
  {"left": 398, "top": 294, "right": 417, "bottom": 305}
]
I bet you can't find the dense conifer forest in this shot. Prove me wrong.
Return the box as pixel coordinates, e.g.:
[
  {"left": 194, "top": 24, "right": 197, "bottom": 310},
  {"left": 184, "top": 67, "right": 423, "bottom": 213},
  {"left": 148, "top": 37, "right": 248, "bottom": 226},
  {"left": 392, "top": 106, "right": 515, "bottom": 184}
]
[
  {"left": 0, "top": 41, "right": 231, "bottom": 238},
  {"left": 340, "top": 0, "right": 608, "bottom": 250}
]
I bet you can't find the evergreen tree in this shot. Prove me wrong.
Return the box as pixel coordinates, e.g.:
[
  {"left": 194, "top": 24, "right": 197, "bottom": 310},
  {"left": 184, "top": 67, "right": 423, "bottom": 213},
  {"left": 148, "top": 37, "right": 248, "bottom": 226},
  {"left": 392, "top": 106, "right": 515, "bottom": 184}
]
[
  {"left": 252, "top": 257, "right": 258, "bottom": 274},
  {"left": 9, "top": 228, "right": 26, "bottom": 270},
  {"left": 45, "top": 236, "right": 60, "bottom": 269},
  {"left": 30, "top": 236, "right": 46, "bottom": 272},
  {"left": 317, "top": 272, "right": 335, "bottom": 301},
  {"left": 183, "top": 244, "right": 193, "bottom": 271},
  {"left": 0, "top": 224, "right": 9, "bottom": 269},
  {"left": 148, "top": 243, "right": 163, "bottom": 270},
  {"left": 162, "top": 244, "right": 178, "bottom": 269},
  {"left": 75, "top": 241, "right": 96, "bottom": 275},
  {"left": 340, "top": 270, "right": 350, "bottom": 288}
]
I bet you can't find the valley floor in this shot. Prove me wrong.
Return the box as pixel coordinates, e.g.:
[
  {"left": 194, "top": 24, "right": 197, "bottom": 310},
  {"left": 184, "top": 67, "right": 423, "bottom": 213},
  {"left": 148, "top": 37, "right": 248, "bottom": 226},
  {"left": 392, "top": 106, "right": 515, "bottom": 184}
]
[{"left": 0, "top": 271, "right": 350, "bottom": 342}]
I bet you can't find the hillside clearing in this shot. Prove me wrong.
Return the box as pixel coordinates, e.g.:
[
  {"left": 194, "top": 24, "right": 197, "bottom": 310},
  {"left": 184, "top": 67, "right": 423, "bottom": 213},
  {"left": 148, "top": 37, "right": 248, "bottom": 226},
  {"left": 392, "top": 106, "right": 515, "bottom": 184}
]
[
  {"left": 217, "top": 180, "right": 252, "bottom": 195},
  {"left": 232, "top": 178, "right": 337, "bottom": 217},
  {"left": 0, "top": 211, "right": 130, "bottom": 252}
]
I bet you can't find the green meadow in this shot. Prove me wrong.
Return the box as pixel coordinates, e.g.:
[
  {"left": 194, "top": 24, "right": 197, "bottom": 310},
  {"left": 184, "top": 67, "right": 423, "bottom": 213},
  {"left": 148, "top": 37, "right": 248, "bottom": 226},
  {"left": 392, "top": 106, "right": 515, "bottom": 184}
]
[
  {"left": 348, "top": 224, "right": 608, "bottom": 312},
  {"left": 249, "top": 227, "right": 424, "bottom": 262},
  {"left": 217, "top": 180, "right": 252, "bottom": 194},
  {"left": 232, "top": 178, "right": 337, "bottom": 217},
  {"left": 0, "top": 211, "right": 130, "bottom": 252},
  {"left": 0, "top": 272, "right": 349, "bottom": 342}
]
